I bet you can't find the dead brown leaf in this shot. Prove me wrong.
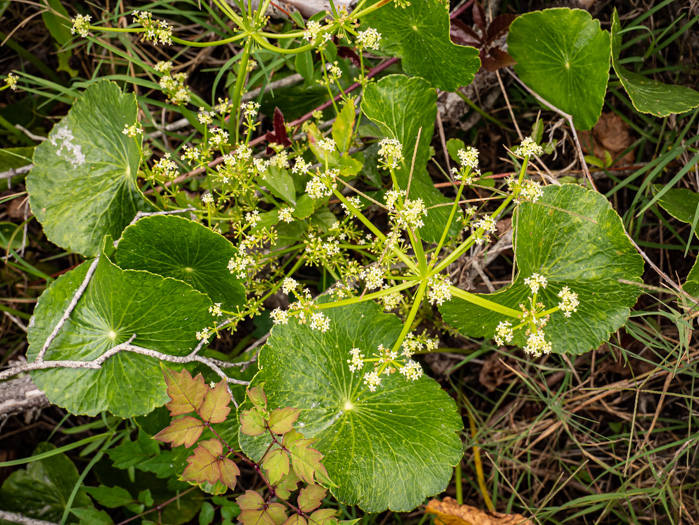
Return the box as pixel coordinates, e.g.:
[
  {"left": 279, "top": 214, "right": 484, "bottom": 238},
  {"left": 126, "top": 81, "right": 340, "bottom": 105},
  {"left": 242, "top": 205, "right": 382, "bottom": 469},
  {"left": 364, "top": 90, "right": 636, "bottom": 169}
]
[
  {"left": 425, "top": 498, "right": 534, "bottom": 525},
  {"left": 579, "top": 112, "right": 635, "bottom": 164}
]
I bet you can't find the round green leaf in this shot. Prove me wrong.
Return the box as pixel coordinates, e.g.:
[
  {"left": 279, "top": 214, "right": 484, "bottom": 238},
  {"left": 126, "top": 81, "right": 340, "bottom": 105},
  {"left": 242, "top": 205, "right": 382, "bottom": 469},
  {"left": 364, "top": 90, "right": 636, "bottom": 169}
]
[
  {"left": 508, "top": 8, "right": 611, "bottom": 130},
  {"left": 115, "top": 215, "right": 245, "bottom": 312},
  {"left": 684, "top": 258, "right": 699, "bottom": 299},
  {"left": 655, "top": 186, "right": 699, "bottom": 228},
  {"left": 27, "top": 251, "right": 212, "bottom": 417},
  {"left": 364, "top": 0, "right": 480, "bottom": 92},
  {"left": 27, "top": 80, "right": 152, "bottom": 257},
  {"left": 239, "top": 300, "right": 463, "bottom": 513},
  {"left": 362, "top": 74, "right": 455, "bottom": 243},
  {"left": 440, "top": 184, "right": 644, "bottom": 355},
  {"left": 611, "top": 10, "right": 699, "bottom": 118}
]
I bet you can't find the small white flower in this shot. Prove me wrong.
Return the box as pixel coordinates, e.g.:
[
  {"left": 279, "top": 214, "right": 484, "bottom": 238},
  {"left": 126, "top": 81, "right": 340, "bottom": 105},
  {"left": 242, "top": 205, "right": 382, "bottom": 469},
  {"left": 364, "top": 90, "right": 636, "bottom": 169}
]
[
  {"left": 270, "top": 308, "right": 289, "bottom": 325},
  {"left": 400, "top": 360, "right": 423, "bottom": 381},
  {"left": 208, "top": 303, "right": 222, "bottom": 317},
  {"left": 201, "top": 193, "right": 214, "bottom": 205},
  {"left": 378, "top": 138, "right": 403, "bottom": 169},
  {"left": 5, "top": 73, "right": 19, "bottom": 91},
  {"left": 356, "top": 27, "right": 381, "bottom": 50},
  {"left": 514, "top": 136, "right": 544, "bottom": 158},
  {"left": 278, "top": 207, "right": 294, "bottom": 223},
  {"left": 494, "top": 321, "right": 514, "bottom": 346},
  {"left": 292, "top": 157, "right": 311, "bottom": 175},
  {"left": 557, "top": 286, "right": 579, "bottom": 317},
  {"left": 427, "top": 274, "right": 452, "bottom": 306},
  {"left": 281, "top": 277, "right": 298, "bottom": 294},
  {"left": 309, "top": 312, "right": 330, "bottom": 332},
  {"left": 457, "top": 147, "right": 479, "bottom": 171},
  {"left": 122, "top": 123, "right": 142, "bottom": 137},
  {"left": 318, "top": 137, "right": 336, "bottom": 152},
  {"left": 347, "top": 348, "right": 365, "bottom": 372},
  {"left": 524, "top": 273, "right": 548, "bottom": 295},
  {"left": 523, "top": 328, "right": 551, "bottom": 357},
  {"left": 363, "top": 370, "right": 381, "bottom": 391},
  {"left": 71, "top": 14, "right": 91, "bottom": 37}
]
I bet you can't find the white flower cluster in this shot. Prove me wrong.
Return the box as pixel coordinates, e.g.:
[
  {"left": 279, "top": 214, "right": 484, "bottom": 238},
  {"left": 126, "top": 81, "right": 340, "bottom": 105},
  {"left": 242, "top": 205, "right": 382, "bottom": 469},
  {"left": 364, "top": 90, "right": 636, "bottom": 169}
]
[
  {"left": 524, "top": 273, "right": 547, "bottom": 295},
  {"left": 508, "top": 176, "right": 544, "bottom": 203},
  {"left": 71, "top": 14, "right": 91, "bottom": 38},
  {"left": 208, "top": 303, "right": 222, "bottom": 317},
  {"left": 458, "top": 147, "right": 479, "bottom": 171},
  {"left": 381, "top": 291, "right": 402, "bottom": 311},
  {"left": 281, "top": 278, "right": 298, "bottom": 294},
  {"left": 133, "top": 11, "right": 172, "bottom": 45},
  {"left": 278, "top": 207, "right": 294, "bottom": 223},
  {"left": 399, "top": 360, "right": 423, "bottom": 381},
  {"left": 557, "top": 286, "right": 579, "bottom": 317},
  {"left": 309, "top": 312, "right": 330, "bottom": 332},
  {"left": 402, "top": 333, "right": 438, "bottom": 359},
  {"left": 378, "top": 138, "right": 403, "bottom": 169},
  {"left": 303, "top": 20, "right": 330, "bottom": 46},
  {"left": 348, "top": 347, "right": 365, "bottom": 372},
  {"left": 427, "top": 274, "right": 452, "bottom": 306},
  {"left": 523, "top": 328, "right": 551, "bottom": 357},
  {"left": 227, "top": 248, "right": 255, "bottom": 279},
  {"left": 356, "top": 28, "right": 382, "bottom": 50},
  {"left": 270, "top": 308, "right": 289, "bottom": 325},
  {"left": 494, "top": 321, "right": 514, "bottom": 346},
  {"left": 306, "top": 169, "right": 338, "bottom": 200},
  {"left": 151, "top": 153, "right": 178, "bottom": 180},
  {"left": 361, "top": 265, "right": 384, "bottom": 290},
  {"left": 394, "top": 198, "right": 427, "bottom": 230},
  {"left": 292, "top": 157, "right": 311, "bottom": 175},
  {"left": 473, "top": 214, "right": 496, "bottom": 245},
  {"left": 384, "top": 189, "right": 406, "bottom": 211},
  {"left": 122, "top": 123, "right": 142, "bottom": 138},
  {"left": 514, "top": 136, "right": 544, "bottom": 158},
  {"left": 241, "top": 101, "right": 260, "bottom": 120},
  {"left": 157, "top": 62, "right": 190, "bottom": 105}
]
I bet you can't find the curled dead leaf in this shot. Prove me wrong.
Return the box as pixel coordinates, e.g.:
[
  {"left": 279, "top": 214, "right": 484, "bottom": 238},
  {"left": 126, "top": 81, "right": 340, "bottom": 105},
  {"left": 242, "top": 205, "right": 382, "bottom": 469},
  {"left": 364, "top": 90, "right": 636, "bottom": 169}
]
[
  {"left": 425, "top": 497, "right": 534, "bottom": 525},
  {"left": 579, "top": 112, "right": 635, "bottom": 164}
]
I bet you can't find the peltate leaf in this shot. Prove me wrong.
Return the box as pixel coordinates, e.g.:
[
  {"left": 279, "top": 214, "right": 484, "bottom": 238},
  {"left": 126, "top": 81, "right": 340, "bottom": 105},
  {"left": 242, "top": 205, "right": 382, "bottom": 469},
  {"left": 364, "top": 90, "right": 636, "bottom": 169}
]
[
  {"left": 239, "top": 300, "right": 463, "bottom": 513},
  {"left": 611, "top": 10, "right": 699, "bottom": 117},
  {"left": 26, "top": 250, "right": 212, "bottom": 417},
  {"left": 27, "top": 80, "right": 153, "bottom": 256},
  {"left": 115, "top": 215, "right": 245, "bottom": 312},
  {"left": 363, "top": 0, "right": 480, "bottom": 91},
  {"left": 362, "top": 74, "right": 455, "bottom": 242},
  {"left": 440, "top": 184, "right": 644, "bottom": 355},
  {"left": 508, "top": 8, "right": 611, "bottom": 130}
]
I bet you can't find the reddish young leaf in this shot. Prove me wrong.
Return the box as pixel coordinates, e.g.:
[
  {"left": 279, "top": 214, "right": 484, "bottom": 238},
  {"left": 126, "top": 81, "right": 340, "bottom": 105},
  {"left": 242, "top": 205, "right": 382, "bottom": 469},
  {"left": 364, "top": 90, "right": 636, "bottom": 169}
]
[
  {"left": 267, "top": 407, "right": 300, "bottom": 435},
  {"left": 275, "top": 472, "right": 300, "bottom": 500},
  {"left": 450, "top": 19, "right": 481, "bottom": 47},
  {"left": 239, "top": 510, "right": 276, "bottom": 525},
  {"left": 199, "top": 381, "right": 231, "bottom": 424},
  {"left": 297, "top": 484, "right": 326, "bottom": 513},
  {"left": 265, "top": 108, "right": 292, "bottom": 154},
  {"left": 219, "top": 456, "right": 240, "bottom": 490},
  {"left": 472, "top": 2, "right": 486, "bottom": 33},
  {"left": 484, "top": 14, "right": 517, "bottom": 44},
  {"left": 237, "top": 490, "right": 265, "bottom": 511},
  {"left": 482, "top": 48, "right": 515, "bottom": 72},
  {"left": 247, "top": 384, "right": 267, "bottom": 409},
  {"left": 240, "top": 407, "right": 267, "bottom": 436},
  {"left": 266, "top": 503, "right": 288, "bottom": 524},
  {"left": 337, "top": 47, "right": 360, "bottom": 67},
  {"left": 153, "top": 416, "right": 204, "bottom": 448},
  {"left": 181, "top": 439, "right": 222, "bottom": 485},
  {"left": 161, "top": 366, "right": 208, "bottom": 416}
]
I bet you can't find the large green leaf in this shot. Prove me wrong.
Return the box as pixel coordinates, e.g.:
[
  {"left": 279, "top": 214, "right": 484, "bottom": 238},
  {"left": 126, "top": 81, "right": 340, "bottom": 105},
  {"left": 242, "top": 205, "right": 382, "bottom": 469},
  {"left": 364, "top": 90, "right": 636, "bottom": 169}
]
[
  {"left": 440, "top": 185, "right": 644, "bottom": 355},
  {"left": 0, "top": 443, "right": 93, "bottom": 522},
  {"left": 239, "top": 300, "right": 463, "bottom": 513},
  {"left": 27, "top": 249, "right": 212, "bottom": 417},
  {"left": 655, "top": 186, "right": 699, "bottom": 229},
  {"left": 361, "top": 74, "right": 454, "bottom": 242},
  {"left": 27, "top": 80, "right": 152, "bottom": 257},
  {"left": 115, "top": 215, "right": 245, "bottom": 312},
  {"left": 363, "top": 0, "right": 480, "bottom": 92},
  {"left": 685, "top": 259, "right": 699, "bottom": 298},
  {"left": 508, "top": 8, "right": 611, "bottom": 130},
  {"left": 611, "top": 10, "right": 699, "bottom": 118}
]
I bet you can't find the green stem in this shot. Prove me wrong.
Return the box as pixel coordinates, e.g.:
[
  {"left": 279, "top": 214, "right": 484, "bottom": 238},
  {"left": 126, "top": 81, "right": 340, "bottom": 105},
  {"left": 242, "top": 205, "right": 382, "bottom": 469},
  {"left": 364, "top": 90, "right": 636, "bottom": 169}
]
[
  {"left": 171, "top": 34, "right": 247, "bottom": 47},
  {"left": 430, "top": 182, "right": 466, "bottom": 268},
  {"left": 449, "top": 286, "right": 521, "bottom": 319},
  {"left": 315, "top": 281, "right": 415, "bottom": 309},
  {"left": 332, "top": 189, "right": 418, "bottom": 272},
  {"left": 231, "top": 37, "right": 254, "bottom": 141},
  {"left": 351, "top": 0, "right": 391, "bottom": 19},
  {"left": 391, "top": 279, "right": 428, "bottom": 354}
]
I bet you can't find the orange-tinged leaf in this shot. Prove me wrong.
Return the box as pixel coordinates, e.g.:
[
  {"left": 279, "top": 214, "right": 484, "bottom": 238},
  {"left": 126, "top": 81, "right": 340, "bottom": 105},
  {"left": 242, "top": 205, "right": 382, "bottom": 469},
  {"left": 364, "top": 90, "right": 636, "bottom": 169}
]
[
  {"left": 267, "top": 502, "right": 287, "bottom": 524},
  {"left": 308, "top": 508, "right": 337, "bottom": 525},
  {"left": 275, "top": 472, "right": 300, "bottom": 500},
  {"left": 162, "top": 366, "right": 208, "bottom": 416},
  {"left": 425, "top": 498, "right": 534, "bottom": 525},
  {"left": 283, "top": 516, "right": 307, "bottom": 525},
  {"left": 261, "top": 448, "right": 289, "bottom": 485},
  {"left": 181, "top": 440, "right": 221, "bottom": 485},
  {"left": 268, "top": 407, "right": 300, "bottom": 435},
  {"left": 240, "top": 407, "right": 267, "bottom": 436},
  {"left": 239, "top": 510, "right": 276, "bottom": 525},
  {"left": 288, "top": 439, "right": 330, "bottom": 485},
  {"left": 219, "top": 456, "right": 240, "bottom": 490},
  {"left": 247, "top": 384, "right": 267, "bottom": 409},
  {"left": 199, "top": 437, "right": 223, "bottom": 456},
  {"left": 153, "top": 416, "right": 204, "bottom": 448},
  {"left": 297, "top": 484, "right": 326, "bottom": 513},
  {"left": 200, "top": 380, "right": 232, "bottom": 423},
  {"left": 237, "top": 490, "right": 265, "bottom": 511}
]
